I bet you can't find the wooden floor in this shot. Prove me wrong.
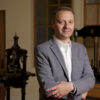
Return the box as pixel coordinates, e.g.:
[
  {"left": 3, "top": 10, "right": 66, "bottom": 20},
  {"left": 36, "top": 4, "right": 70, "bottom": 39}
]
[{"left": 88, "top": 83, "right": 100, "bottom": 99}]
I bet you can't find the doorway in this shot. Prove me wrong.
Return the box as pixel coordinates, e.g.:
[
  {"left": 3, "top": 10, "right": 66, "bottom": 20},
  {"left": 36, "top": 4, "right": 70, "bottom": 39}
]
[{"left": 0, "top": 10, "right": 6, "bottom": 100}]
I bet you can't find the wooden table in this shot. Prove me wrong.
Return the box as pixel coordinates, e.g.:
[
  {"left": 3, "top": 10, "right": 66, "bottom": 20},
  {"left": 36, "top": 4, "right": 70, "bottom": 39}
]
[
  {"left": 88, "top": 83, "right": 100, "bottom": 99},
  {"left": 0, "top": 72, "right": 35, "bottom": 100}
]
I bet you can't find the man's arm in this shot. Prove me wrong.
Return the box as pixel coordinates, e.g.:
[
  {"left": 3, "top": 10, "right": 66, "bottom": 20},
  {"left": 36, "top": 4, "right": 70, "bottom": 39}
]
[
  {"left": 72, "top": 46, "right": 95, "bottom": 95},
  {"left": 46, "top": 81, "right": 74, "bottom": 99}
]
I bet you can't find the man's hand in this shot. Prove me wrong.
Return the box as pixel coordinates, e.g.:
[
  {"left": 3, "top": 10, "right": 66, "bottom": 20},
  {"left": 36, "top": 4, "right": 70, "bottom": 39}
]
[
  {"left": 46, "top": 81, "right": 74, "bottom": 99},
  {"left": 82, "top": 92, "right": 88, "bottom": 100}
]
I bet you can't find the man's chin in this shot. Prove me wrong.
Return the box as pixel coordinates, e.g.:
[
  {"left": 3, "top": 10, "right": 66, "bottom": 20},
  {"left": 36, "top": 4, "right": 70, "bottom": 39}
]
[
  {"left": 60, "top": 36, "right": 70, "bottom": 40},
  {"left": 63, "top": 34, "right": 71, "bottom": 38}
]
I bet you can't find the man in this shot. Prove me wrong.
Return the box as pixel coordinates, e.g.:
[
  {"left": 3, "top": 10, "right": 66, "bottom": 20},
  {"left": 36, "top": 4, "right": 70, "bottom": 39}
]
[{"left": 34, "top": 7, "right": 95, "bottom": 100}]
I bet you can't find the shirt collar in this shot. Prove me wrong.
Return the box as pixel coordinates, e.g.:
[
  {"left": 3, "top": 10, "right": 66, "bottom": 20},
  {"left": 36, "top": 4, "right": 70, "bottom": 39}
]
[{"left": 53, "top": 35, "right": 71, "bottom": 48}]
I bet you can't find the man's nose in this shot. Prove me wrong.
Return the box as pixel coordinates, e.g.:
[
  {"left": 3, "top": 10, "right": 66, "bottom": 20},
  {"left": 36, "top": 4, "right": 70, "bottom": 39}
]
[{"left": 64, "top": 22, "right": 68, "bottom": 28}]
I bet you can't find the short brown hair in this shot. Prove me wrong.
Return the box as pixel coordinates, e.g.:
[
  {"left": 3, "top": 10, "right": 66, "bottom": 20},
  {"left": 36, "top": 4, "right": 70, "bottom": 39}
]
[{"left": 52, "top": 6, "right": 75, "bottom": 22}]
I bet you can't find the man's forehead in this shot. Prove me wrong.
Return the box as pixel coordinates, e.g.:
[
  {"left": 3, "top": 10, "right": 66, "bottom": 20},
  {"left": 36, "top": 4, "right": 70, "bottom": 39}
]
[
  {"left": 56, "top": 10, "right": 74, "bottom": 16},
  {"left": 55, "top": 11, "right": 74, "bottom": 19}
]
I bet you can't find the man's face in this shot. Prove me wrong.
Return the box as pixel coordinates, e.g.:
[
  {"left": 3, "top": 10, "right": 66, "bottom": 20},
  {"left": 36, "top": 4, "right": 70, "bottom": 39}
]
[{"left": 53, "top": 11, "right": 74, "bottom": 40}]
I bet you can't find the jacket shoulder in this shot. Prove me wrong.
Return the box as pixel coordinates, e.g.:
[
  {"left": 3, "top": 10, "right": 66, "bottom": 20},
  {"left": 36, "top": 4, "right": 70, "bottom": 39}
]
[
  {"left": 72, "top": 41, "right": 86, "bottom": 49},
  {"left": 72, "top": 41, "right": 87, "bottom": 54},
  {"left": 35, "top": 40, "right": 52, "bottom": 51}
]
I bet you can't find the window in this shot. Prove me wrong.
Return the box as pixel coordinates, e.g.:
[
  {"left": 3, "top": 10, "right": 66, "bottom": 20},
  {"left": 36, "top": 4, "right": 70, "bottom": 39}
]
[
  {"left": 85, "top": 0, "right": 100, "bottom": 25},
  {"left": 34, "top": 0, "right": 72, "bottom": 46},
  {"left": 84, "top": 0, "right": 100, "bottom": 67}
]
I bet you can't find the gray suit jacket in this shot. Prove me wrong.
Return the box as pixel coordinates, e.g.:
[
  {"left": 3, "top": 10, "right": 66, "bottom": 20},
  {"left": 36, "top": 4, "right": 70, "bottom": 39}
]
[{"left": 34, "top": 38, "right": 95, "bottom": 100}]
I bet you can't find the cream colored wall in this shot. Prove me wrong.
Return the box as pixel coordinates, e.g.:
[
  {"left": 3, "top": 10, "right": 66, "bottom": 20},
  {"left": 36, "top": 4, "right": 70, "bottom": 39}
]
[
  {"left": 0, "top": 0, "right": 39, "bottom": 100},
  {"left": 72, "top": 0, "right": 84, "bottom": 29}
]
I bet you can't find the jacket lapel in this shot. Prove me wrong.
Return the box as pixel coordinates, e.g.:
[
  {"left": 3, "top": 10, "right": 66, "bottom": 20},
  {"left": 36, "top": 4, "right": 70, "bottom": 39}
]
[
  {"left": 49, "top": 39, "right": 69, "bottom": 80},
  {"left": 49, "top": 40, "right": 78, "bottom": 81}
]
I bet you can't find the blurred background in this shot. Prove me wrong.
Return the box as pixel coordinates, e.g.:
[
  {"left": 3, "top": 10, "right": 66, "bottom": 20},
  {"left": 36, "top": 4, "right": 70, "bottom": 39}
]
[{"left": 0, "top": 0, "right": 100, "bottom": 100}]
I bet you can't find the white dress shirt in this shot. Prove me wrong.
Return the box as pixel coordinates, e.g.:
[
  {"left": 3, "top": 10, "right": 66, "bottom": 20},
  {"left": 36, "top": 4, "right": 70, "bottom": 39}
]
[{"left": 54, "top": 36, "right": 72, "bottom": 81}]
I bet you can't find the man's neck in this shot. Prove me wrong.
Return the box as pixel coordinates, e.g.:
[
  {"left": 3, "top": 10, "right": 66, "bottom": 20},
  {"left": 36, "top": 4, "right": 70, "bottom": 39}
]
[{"left": 54, "top": 35, "right": 71, "bottom": 44}]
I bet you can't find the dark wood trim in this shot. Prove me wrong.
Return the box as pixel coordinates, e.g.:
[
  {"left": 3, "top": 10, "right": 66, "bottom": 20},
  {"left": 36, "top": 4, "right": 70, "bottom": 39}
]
[
  {"left": 0, "top": 10, "right": 6, "bottom": 71},
  {"left": 0, "top": 10, "right": 6, "bottom": 100}
]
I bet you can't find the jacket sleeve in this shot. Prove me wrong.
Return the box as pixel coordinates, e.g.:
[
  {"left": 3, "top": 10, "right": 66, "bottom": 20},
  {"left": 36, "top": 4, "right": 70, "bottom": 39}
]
[{"left": 72, "top": 46, "right": 95, "bottom": 96}]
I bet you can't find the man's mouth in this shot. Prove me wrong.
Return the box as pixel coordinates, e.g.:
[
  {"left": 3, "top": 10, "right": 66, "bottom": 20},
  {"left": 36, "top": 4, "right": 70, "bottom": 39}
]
[{"left": 62, "top": 29, "right": 71, "bottom": 33}]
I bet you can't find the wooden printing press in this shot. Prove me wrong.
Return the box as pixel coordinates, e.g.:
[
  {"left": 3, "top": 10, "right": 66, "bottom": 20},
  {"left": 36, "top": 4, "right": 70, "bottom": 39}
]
[
  {"left": 74, "top": 26, "right": 100, "bottom": 82},
  {"left": 0, "top": 35, "right": 35, "bottom": 100}
]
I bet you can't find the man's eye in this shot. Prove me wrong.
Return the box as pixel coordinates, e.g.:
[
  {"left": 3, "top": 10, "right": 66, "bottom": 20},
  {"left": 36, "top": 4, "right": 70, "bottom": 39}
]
[{"left": 58, "top": 21, "right": 63, "bottom": 24}]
